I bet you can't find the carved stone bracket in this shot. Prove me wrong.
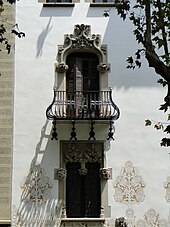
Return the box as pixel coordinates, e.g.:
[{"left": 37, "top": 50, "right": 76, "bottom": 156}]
[
  {"left": 54, "top": 168, "right": 67, "bottom": 180},
  {"left": 100, "top": 168, "right": 112, "bottom": 180},
  {"left": 55, "top": 62, "right": 68, "bottom": 73},
  {"left": 97, "top": 63, "right": 110, "bottom": 73}
]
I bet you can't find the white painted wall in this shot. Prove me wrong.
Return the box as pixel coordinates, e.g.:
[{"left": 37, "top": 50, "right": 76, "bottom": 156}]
[{"left": 13, "top": 0, "right": 170, "bottom": 225}]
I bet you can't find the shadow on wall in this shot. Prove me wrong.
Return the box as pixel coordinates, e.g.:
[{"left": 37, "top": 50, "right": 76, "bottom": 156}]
[
  {"left": 39, "top": 6, "right": 74, "bottom": 17},
  {"left": 102, "top": 10, "right": 159, "bottom": 89},
  {"left": 14, "top": 120, "right": 61, "bottom": 226},
  {"left": 36, "top": 17, "right": 53, "bottom": 57}
]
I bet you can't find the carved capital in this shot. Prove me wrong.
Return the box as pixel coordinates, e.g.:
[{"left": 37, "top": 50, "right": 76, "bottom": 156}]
[
  {"left": 97, "top": 63, "right": 110, "bottom": 73},
  {"left": 99, "top": 168, "right": 112, "bottom": 180},
  {"left": 54, "top": 168, "right": 67, "bottom": 180},
  {"left": 55, "top": 62, "right": 68, "bottom": 73}
]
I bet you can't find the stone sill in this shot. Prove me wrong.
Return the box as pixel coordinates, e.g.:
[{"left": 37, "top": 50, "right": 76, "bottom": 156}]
[
  {"left": 61, "top": 218, "right": 105, "bottom": 222},
  {"left": 43, "top": 3, "right": 75, "bottom": 7},
  {"left": 90, "top": 3, "right": 115, "bottom": 7}
]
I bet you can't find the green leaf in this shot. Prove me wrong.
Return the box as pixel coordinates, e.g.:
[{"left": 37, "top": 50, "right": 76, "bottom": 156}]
[
  {"left": 164, "top": 125, "right": 170, "bottom": 134},
  {"left": 157, "top": 79, "right": 167, "bottom": 87},
  {"left": 167, "top": 114, "right": 170, "bottom": 121},
  {"left": 145, "top": 119, "right": 152, "bottom": 126},
  {"left": 160, "top": 138, "right": 170, "bottom": 147},
  {"left": 159, "top": 103, "right": 168, "bottom": 112}
]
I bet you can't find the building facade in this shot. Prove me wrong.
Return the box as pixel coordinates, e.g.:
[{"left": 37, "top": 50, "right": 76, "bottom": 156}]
[{"left": 3, "top": 0, "right": 170, "bottom": 226}]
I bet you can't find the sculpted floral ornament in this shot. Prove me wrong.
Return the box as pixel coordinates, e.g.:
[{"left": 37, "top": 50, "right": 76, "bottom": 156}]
[
  {"left": 97, "top": 63, "right": 110, "bottom": 73},
  {"left": 164, "top": 176, "right": 170, "bottom": 203},
  {"left": 99, "top": 168, "right": 112, "bottom": 180},
  {"left": 114, "top": 161, "right": 145, "bottom": 206},
  {"left": 55, "top": 62, "right": 68, "bottom": 73},
  {"left": 21, "top": 164, "right": 52, "bottom": 204},
  {"left": 119, "top": 208, "right": 169, "bottom": 227},
  {"left": 54, "top": 168, "right": 67, "bottom": 180}
]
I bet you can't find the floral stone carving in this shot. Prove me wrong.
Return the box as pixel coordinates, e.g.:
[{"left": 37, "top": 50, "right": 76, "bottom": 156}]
[
  {"left": 62, "top": 141, "right": 103, "bottom": 165},
  {"left": 164, "top": 176, "right": 170, "bottom": 203},
  {"left": 114, "top": 161, "right": 145, "bottom": 206},
  {"left": 97, "top": 63, "right": 110, "bottom": 73},
  {"left": 99, "top": 168, "right": 112, "bottom": 180},
  {"left": 54, "top": 168, "right": 67, "bottom": 180},
  {"left": 55, "top": 62, "right": 68, "bottom": 73},
  {"left": 21, "top": 164, "right": 52, "bottom": 204}
]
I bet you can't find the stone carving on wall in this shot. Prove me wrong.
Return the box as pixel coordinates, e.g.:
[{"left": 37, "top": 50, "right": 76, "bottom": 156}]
[
  {"left": 97, "top": 63, "right": 110, "bottom": 73},
  {"left": 54, "top": 168, "right": 67, "bottom": 180},
  {"left": 55, "top": 62, "right": 68, "bottom": 73},
  {"left": 12, "top": 164, "right": 58, "bottom": 227},
  {"left": 64, "top": 24, "right": 101, "bottom": 50},
  {"left": 21, "top": 164, "right": 52, "bottom": 204},
  {"left": 114, "top": 161, "right": 145, "bottom": 206},
  {"left": 164, "top": 176, "right": 170, "bottom": 203},
  {"left": 57, "top": 24, "right": 108, "bottom": 64},
  {"left": 127, "top": 208, "right": 169, "bottom": 227},
  {"left": 62, "top": 141, "right": 103, "bottom": 165},
  {"left": 99, "top": 168, "right": 112, "bottom": 180}
]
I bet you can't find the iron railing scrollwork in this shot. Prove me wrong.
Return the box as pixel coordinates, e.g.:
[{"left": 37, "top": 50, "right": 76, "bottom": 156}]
[{"left": 46, "top": 89, "right": 120, "bottom": 121}]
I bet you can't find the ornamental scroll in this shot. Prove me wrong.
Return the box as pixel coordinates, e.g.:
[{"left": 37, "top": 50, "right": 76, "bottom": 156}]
[{"left": 57, "top": 24, "right": 108, "bottom": 64}]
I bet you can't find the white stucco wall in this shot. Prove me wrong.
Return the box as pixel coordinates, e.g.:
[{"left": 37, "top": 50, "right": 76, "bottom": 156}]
[{"left": 13, "top": 0, "right": 170, "bottom": 225}]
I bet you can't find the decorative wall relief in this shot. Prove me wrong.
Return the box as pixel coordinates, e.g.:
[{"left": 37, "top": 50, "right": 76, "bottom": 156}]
[
  {"left": 62, "top": 141, "right": 103, "bottom": 165},
  {"left": 13, "top": 164, "right": 58, "bottom": 227},
  {"left": 119, "top": 208, "right": 169, "bottom": 227},
  {"left": 57, "top": 24, "right": 108, "bottom": 65},
  {"left": 114, "top": 161, "right": 145, "bottom": 206},
  {"left": 21, "top": 164, "right": 52, "bottom": 204},
  {"left": 164, "top": 176, "right": 170, "bottom": 203}
]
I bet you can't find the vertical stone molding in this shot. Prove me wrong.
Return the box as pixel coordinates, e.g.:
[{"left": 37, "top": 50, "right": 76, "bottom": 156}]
[{"left": 0, "top": 1, "right": 15, "bottom": 222}]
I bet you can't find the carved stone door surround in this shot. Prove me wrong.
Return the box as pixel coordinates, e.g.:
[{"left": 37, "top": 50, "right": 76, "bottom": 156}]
[{"left": 58, "top": 140, "right": 111, "bottom": 219}]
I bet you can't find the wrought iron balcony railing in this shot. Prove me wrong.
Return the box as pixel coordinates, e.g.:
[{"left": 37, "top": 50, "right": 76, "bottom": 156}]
[{"left": 46, "top": 89, "right": 120, "bottom": 121}]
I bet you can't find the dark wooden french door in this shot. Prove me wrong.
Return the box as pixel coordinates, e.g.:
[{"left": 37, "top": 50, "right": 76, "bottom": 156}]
[{"left": 66, "top": 162, "right": 101, "bottom": 218}]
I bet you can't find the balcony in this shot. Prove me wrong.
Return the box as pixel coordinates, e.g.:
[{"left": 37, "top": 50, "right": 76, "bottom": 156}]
[{"left": 46, "top": 89, "right": 120, "bottom": 122}]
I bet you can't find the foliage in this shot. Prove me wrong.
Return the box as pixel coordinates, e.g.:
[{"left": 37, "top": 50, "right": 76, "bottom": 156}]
[
  {"left": 114, "top": 0, "right": 170, "bottom": 146},
  {"left": 0, "top": 0, "right": 25, "bottom": 54}
]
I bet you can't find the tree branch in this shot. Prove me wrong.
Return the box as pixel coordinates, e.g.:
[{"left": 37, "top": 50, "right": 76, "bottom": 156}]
[{"left": 143, "top": 1, "right": 170, "bottom": 84}]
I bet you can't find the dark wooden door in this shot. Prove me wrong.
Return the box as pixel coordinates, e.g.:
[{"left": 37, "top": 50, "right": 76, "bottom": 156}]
[{"left": 66, "top": 162, "right": 101, "bottom": 218}]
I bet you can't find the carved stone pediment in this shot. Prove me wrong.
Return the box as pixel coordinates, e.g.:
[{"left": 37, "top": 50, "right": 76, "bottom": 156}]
[
  {"left": 57, "top": 24, "right": 107, "bottom": 63},
  {"left": 64, "top": 24, "right": 101, "bottom": 50}
]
